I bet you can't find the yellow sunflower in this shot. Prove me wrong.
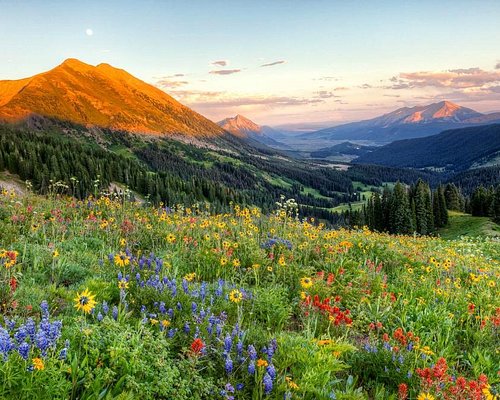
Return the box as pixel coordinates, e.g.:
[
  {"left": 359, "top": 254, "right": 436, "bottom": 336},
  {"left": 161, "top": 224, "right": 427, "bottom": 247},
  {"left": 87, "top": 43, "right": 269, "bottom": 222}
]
[
  {"left": 74, "top": 288, "right": 97, "bottom": 314},
  {"left": 300, "top": 277, "right": 313, "bottom": 289},
  {"left": 118, "top": 279, "right": 129, "bottom": 289},
  {"left": 229, "top": 289, "right": 243, "bottom": 303}
]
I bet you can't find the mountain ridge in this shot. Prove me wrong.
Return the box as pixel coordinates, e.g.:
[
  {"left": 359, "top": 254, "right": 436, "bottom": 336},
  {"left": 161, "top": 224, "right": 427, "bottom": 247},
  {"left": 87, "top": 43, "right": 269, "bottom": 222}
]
[
  {"left": 302, "top": 101, "right": 500, "bottom": 143},
  {"left": 0, "top": 58, "right": 225, "bottom": 138}
]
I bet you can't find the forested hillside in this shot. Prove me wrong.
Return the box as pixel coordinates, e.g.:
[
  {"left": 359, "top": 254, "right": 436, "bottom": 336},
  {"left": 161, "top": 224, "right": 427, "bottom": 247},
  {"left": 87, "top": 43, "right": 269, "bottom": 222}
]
[{"left": 355, "top": 124, "right": 500, "bottom": 171}]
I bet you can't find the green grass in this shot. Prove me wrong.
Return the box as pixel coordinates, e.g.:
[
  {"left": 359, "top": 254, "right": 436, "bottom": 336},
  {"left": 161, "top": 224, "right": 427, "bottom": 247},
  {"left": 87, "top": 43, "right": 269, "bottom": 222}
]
[
  {"left": 438, "top": 211, "right": 500, "bottom": 240},
  {"left": 301, "top": 186, "right": 331, "bottom": 200},
  {"left": 260, "top": 172, "right": 293, "bottom": 189}
]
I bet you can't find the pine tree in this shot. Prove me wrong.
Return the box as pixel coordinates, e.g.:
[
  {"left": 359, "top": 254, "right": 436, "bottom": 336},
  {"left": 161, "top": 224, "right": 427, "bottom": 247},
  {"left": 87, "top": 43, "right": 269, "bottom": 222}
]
[
  {"left": 389, "top": 182, "right": 413, "bottom": 234},
  {"left": 438, "top": 185, "right": 448, "bottom": 226},
  {"left": 492, "top": 185, "right": 500, "bottom": 224}
]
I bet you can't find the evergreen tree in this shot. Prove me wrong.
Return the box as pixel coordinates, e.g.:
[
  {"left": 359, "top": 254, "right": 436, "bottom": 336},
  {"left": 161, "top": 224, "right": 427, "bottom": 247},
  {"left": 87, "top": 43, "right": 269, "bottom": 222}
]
[
  {"left": 389, "top": 182, "right": 413, "bottom": 234},
  {"left": 492, "top": 185, "right": 500, "bottom": 224}
]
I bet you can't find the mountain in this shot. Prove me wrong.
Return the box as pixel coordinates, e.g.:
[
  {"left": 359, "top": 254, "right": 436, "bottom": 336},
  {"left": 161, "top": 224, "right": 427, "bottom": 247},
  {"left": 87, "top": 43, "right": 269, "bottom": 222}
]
[
  {"left": 0, "top": 58, "right": 225, "bottom": 138},
  {"left": 303, "top": 101, "right": 492, "bottom": 143},
  {"left": 354, "top": 124, "right": 500, "bottom": 171},
  {"left": 217, "top": 114, "right": 291, "bottom": 149},
  {"left": 217, "top": 114, "right": 262, "bottom": 138}
]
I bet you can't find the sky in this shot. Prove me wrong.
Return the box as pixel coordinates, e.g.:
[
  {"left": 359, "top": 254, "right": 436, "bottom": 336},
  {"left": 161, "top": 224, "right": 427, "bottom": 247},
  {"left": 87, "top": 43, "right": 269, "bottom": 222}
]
[{"left": 1, "top": 0, "right": 500, "bottom": 126}]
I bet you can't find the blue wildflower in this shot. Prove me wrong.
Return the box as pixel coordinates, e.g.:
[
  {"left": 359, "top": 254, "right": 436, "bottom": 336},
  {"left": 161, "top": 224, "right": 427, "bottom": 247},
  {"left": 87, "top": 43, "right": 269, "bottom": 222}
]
[
  {"left": 18, "top": 341, "right": 30, "bottom": 360},
  {"left": 225, "top": 356, "right": 233, "bottom": 374},
  {"left": 263, "top": 373, "right": 273, "bottom": 394}
]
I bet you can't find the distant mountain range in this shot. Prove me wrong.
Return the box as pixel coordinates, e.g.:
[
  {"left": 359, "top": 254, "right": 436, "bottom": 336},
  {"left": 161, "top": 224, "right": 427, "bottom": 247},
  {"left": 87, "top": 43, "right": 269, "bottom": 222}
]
[
  {"left": 303, "top": 101, "right": 500, "bottom": 143},
  {"left": 217, "top": 114, "right": 291, "bottom": 149},
  {"left": 0, "top": 58, "right": 225, "bottom": 138},
  {"left": 355, "top": 124, "right": 500, "bottom": 171}
]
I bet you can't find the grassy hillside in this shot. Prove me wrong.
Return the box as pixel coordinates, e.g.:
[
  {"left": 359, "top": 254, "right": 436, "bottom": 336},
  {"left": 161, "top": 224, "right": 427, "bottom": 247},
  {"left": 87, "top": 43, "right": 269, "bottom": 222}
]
[
  {"left": 438, "top": 211, "right": 500, "bottom": 239},
  {"left": 0, "top": 190, "right": 498, "bottom": 399}
]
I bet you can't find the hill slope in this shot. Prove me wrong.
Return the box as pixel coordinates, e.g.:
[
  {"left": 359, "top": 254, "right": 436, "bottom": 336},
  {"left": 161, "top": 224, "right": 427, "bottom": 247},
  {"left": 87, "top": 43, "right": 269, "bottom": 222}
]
[
  {"left": 355, "top": 124, "right": 500, "bottom": 171},
  {"left": 0, "top": 58, "right": 225, "bottom": 137},
  {"left": 303, "top": 101, "right": 497, "bottom": 143}
]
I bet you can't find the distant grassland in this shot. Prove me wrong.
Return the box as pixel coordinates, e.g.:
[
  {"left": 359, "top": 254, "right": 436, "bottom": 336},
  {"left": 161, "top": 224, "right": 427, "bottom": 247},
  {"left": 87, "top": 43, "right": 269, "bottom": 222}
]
[{"left": 438, "top": 211, "right": 500, "bottom": 239}]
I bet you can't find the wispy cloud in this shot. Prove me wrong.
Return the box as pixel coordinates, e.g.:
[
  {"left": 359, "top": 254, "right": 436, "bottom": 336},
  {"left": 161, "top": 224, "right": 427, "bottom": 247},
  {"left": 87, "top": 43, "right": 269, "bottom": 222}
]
[
  {"left": 170, "top": 90, "right": 324, "bottom": 108},
  {"left": 209, "top": 69, "right": 241, "bottom": 75},
  {"left": 155, "top": 78, "right": 189, "bottom": 89},
  {"left": 315, "top": 76, "right": 339, "bottom": 81},
  {"left": 496, "top": 62, "right": 500, "bottom": 69},
  {"left": 333, "top": 87, "right": 349, "bottom": 91},
  {"left": 211, "top": 60, "right": 228, "bottom": 67},
  {"left": 359, "top": 83, "right": 373, "bottom": 89},
  {"left": 260, "top": 60, "right": 286, "bottom": 67},
  {"left": 314, "top": 90, "right": 339, "bottom": 99},
  {"left": 190, "top": 95, "right": 323, "bottom": 108}
]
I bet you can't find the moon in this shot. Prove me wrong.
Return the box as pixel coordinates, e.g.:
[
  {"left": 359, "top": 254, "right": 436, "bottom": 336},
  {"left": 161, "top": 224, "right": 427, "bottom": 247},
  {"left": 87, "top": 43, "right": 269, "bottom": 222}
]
[{"left": 85, "top": 28, "right": 93, "bottom": 36}]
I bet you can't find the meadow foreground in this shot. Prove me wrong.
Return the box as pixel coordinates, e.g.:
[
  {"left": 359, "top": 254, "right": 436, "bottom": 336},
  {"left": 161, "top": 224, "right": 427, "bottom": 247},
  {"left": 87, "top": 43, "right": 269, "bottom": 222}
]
[{"left": 0, "top": 189, "right": 499, "bottom": 399}]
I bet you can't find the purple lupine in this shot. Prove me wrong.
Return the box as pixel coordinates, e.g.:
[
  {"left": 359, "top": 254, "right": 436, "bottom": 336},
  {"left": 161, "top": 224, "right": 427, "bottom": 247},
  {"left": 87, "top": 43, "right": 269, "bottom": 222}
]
[
  {"left": 263, "top": 373, "right": 273, "bottom": 394},
  {"left": 236, "top": 341, "right": 243, "bottom": 357},
  {"left": 266, "top": 363, "right": 276, "bottom": 380},
  {"left": 18, "top": 341, "right": 30, "bottom": 360},
  {"left": 40, "top": 301, "right": 49, "bottom": 317},
  {"left": 182, "top": 279, "right": 189, "bottom": 294},
  {"left": 200, "top": 282, "right": 207, "bottom": 301},
  {"left": 224, "top": 335, "right": 232, "bottom": 353},
  {"left": 248, "top": 345, "right": 257, "bottom": 360},
  {"left": 225, "top": 356, "right": 233, "bottom": 374},
  {"left": 35, "top": 330, "right": 50, "bottom": 357},
  {"left": 248, "top": 361, "right": 256, "bottom": 375},
  {"left": 14, "top": 325, "right": 28, "bottom": 343}
]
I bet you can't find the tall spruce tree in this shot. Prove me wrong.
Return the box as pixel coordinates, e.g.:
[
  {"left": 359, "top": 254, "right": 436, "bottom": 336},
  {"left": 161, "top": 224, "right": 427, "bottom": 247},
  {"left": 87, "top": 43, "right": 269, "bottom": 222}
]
[{"left": 389, "top": 182, "right": 413, "bottom": 234}]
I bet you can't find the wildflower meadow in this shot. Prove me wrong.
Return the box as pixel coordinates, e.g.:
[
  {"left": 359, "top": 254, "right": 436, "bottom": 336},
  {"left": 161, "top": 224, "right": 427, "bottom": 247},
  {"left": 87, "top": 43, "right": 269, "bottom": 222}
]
[{"left": 0, "top": 189, "right": 498, "bottom": 399}]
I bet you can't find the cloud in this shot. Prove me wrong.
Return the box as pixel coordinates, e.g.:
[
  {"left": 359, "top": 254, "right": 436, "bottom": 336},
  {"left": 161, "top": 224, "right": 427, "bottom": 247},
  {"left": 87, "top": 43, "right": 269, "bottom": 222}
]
[
  {"left": 359, "top": 83, "right": 373, "bottom": 89},
  {"left": 496, "top": 62, "right": 500, "bottom": 69},
  {"left": 209, "top": 69, "right": 241, "bottom": 75},
  {"left": 171, "top": 91, "right": 324, "bottom": 109},
  {"left": 316, "top": 76, "right": 339, "bottom": 81},
  {"left": 169, "top": 90, "right": 225, "bottom": 100},
  {"left": 211, "top": 60, "right": 228, "bottom": 67},
  {"left": 260, "top": 60, "right": 286, "bottom": 67},
  {"left": 156, "top": 79, "right": 189, "bottom": 89},
  {"left": 314, "top": 90, "right": 339, "bottom": 99},
  {"left": 191, "top": 95, "right": 323, "bottom": 108},
  {"left": 387, "top": 67, "right": 500, "bottom": 90},
  {"left": 383, "top": 94, "right": 401, "bottom": 98},
  {"left": 333, "top": 87, "right": 349, "bottom": 91}
]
